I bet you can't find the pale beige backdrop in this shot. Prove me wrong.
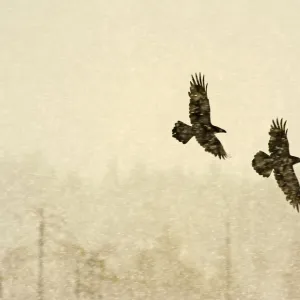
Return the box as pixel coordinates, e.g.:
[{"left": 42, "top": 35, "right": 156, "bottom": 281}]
[{"left": 1, "top": 0, "right": 300, "bottom": 299}]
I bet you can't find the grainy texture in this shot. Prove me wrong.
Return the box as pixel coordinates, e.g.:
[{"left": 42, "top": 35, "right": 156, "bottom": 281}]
[{"left": 2, "top": 1, "right": 300, "bottom": 299}]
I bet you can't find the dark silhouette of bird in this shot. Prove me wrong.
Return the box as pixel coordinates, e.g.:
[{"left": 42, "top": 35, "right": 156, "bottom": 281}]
[
  {"left": 172, "top": 72, "right": 228, "bottom": 159},
  {"left": 252, "top": 118, "right": 300, "bottom": 212}
]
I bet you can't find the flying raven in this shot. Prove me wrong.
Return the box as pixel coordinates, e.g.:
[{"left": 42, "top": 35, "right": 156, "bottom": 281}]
[
  {"left": 252, "top": 118, "right": 300, "bottom": 212},
  {"left": 172, "top": 73, "right": 227, "bottom": 159}
]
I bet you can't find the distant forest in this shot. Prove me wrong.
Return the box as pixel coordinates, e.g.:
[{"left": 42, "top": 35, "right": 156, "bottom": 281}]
[{"left": 0, "top": 153, "right": 300, "bottom": 299}]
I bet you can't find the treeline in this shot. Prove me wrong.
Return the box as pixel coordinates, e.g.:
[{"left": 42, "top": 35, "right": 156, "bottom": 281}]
[{"left": 0, "top": 153, "right": 300, "bottom": 299}]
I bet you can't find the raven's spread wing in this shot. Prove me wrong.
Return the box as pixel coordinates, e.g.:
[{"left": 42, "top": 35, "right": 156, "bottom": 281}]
[
  {"left": 268, "top": 118, "right": 290, "bottom": 156},
  {"left": 188, "top": 73, "right": 211, "bottom": 125},
  {"left": 194, "top": 129, "right": 227, "bottom": 159},
  {"left": 274, "top": 164, "right": 300, "bottom": 212}
]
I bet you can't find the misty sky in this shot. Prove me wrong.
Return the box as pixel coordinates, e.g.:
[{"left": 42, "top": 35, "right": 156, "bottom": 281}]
[
  {"left": 1, "top": 0, "right": 300, "bottom": 181},
  {"left": 2, "top": 3, "right": 300, "bottom": 299}
]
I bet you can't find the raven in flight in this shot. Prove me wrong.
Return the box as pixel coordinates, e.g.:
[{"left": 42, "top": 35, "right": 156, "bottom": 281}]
[
  {"left": 252, "top": 118, "right": 300, "bottom": 212},
  {"left": 172, "top": 73, "right": 227, "bottom": 159}
]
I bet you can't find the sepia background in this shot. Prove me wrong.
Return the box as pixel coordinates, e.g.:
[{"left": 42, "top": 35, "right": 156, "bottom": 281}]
[{"left": 1, "top": 0, "right": 300, "bottom": 299}]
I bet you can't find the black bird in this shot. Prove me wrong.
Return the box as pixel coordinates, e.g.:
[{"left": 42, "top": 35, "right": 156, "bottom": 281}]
[
  {"left": 172, "top": 73, "right": 228, "bottom": 159},
  {"left": 252, "top": 118, "right": 300, "bottom": 212}
]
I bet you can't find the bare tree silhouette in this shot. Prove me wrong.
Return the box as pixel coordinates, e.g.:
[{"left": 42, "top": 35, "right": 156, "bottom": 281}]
[
  {"left": 37, "top": 208, "right": 45, "bottom": 300},
  {"left": 224, "top": 220, "right": 232, "bottom": 300}
]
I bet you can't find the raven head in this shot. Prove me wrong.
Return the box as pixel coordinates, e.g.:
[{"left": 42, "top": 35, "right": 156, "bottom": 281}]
[
  {"left": 291, "top": 156, "right": 300, "bottom": 165},
  {"left": 213, "top": 126, "right": 227, "bottom": 133},
  {"left": 217, "top": 128, "right": 227, "bottom": 133}
]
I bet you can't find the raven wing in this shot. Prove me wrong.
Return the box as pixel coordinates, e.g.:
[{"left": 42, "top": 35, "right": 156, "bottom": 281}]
[
  {"left": 194, "top": 128, "right": 227, "bottom": 159},
  {"left": 188, "top": 73, "right": 211, "bottom": 125},
  {"left": 268, "top": 118, "right": 290, "bottom": 156},
  {"left": 274, "top": 164, "right": 300, "bottom": 212}
]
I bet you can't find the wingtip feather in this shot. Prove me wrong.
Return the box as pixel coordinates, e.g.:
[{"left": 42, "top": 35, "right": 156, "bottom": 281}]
[
  {"left": 189, "top": 72, "right": 208, "bottom": 90},
  {"left": 271, "top": 117, "right": 288, "bottom": 131}
]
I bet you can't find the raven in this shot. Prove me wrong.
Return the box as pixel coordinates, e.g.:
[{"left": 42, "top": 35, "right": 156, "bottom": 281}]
[
  {"left": 252, "top": 118, "right": 300, "bottom": 212},
  {"left": 172, "top": 73, "right": 227, "bottom": 159}
]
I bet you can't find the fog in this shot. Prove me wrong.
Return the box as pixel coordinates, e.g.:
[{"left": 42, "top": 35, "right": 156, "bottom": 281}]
[{"left": 1, "top": 0, "right": 300, "bottom": 299}]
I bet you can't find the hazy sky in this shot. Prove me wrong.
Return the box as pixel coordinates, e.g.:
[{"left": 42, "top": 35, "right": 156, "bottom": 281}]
[
  {"left": 2, "top": 3, "right": 300, "bottom": 298},
  {"left": 1, "top": 0, "right": 300, "bottom": 181}
]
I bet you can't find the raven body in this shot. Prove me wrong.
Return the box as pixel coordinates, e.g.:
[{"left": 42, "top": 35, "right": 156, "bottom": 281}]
[
  {"left": 172, "top": 73, "right": 227, "bottom": 159},
  {"left": 252, "top": 118, "right": 300, "bottom": 212}
]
